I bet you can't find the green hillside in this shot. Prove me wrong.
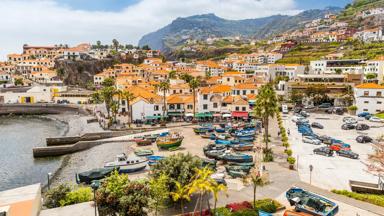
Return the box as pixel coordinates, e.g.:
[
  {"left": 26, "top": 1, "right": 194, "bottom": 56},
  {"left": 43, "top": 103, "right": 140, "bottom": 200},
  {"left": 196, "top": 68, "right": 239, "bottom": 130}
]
[{"left": 339, "top": 0, "right": 384, "bottom": 20}]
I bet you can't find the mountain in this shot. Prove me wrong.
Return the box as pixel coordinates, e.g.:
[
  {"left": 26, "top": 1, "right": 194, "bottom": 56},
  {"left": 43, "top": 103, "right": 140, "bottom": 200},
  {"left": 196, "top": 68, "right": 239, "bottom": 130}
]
[{"left": 138, "top": 7, "right": 342, "bottom": 52}]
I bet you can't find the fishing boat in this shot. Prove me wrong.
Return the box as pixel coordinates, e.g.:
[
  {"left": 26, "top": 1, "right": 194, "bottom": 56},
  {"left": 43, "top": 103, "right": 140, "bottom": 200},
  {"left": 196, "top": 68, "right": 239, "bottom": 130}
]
[
  {"left": 136, "top": 139, "right": 152, "bottom": 146},
  {"left": 215, "top": 128, "right": 226, "bottom": 133},
  {"left": 286, "top": 187, "right": 339, "bottom": 216},
  {"left": 104, "top": 153, "right": 148, "bottom": 173},
  {"left": 134, "top": 149, "right": 154, "bottom": 156},
  {"left": 237, "top": 136, "right": 255, "bottom": 142},
  {"left": 219, "top": 152, "right": 253, "bottom": 163},
  {"left": 228, "top": 162, "right": 255, "bottom": 167},
  {"left": 227, "top": 169, "right": 247, "bottom": 178},
  {"left": 202, "top": 158, "right": 217, "bottom": 169},
  {"left": 203, "top": 144, "right": 227, "bottom": 152},
  {"left": 216, "top": 134, "right": 230, "bottom": 140},
  {"left": 143, "top": 134, "right": 159, "bottom": 142},
  {"left": 231, "top": 143, "right": 254, "bottom": 151},
  {"left": 156, "top": 132, "right": 184, "bottom": 150},
  {"left": 225, "top": 165, "right": 252, "bottom": 173},
  {"left": 194, "top": 127, "right": 214, "bottom": 134},
  {"left": 204, "top": 149, "right": 226, "bottom": 159},
  {"left": 201, "top": 133, "right": 216, "bottom": 139},
  {"left": 76, "top": 167, "right": 118, "bottom": 184},
  {"left": 215, "top": 139, "right": 232, "bottom": 145},
  {"left": 147, "top": 155, "right": 165, "bottom": 166},
  {"left": 235, "top": 130, "right": 256, "bottom": 137}
]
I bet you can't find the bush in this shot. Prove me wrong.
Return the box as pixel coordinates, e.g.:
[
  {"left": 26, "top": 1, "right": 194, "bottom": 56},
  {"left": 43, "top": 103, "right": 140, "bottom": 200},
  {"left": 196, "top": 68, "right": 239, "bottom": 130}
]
[
  {"left": 348, "top": 105, "right": 358, "bottom": 111},
  {"left": 285, "top": 149, "right": 293, "bottom": 157},
  {"left": 253, "top": 199, "right": 278, "bottom": 213},
  {"left": 232, "top": 209, "right": 258, "bottom": 216},
  {"left": 213, "top": 207, "right": 232, "bottom": 216},
  {"left": 331, "top": 190, "right": 384, "bottom": 207},
  {"left": 287, "top": 156, "right": 296, "bottom": 165},
  {"left": 263, "top": 149, "right": 274, "bottom": 162},
  {"left": 59, "top": 187, "right": 93, "bottom": 207},
  {"left": 226, "top": 201, "right": 252, "bottom": 212},
  {"left": 44, "top": 184, "right": 71, "bottom": 208}
]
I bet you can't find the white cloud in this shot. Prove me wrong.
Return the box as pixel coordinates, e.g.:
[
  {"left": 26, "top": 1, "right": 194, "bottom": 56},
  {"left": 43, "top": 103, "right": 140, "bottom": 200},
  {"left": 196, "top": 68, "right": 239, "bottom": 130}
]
[{"left": 0, "top": 0, "right": 300, "bottom": 59}]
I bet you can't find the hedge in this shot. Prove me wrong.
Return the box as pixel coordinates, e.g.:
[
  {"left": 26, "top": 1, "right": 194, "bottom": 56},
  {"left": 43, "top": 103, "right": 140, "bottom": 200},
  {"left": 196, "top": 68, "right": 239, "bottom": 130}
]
[{"left": 331, "top": 190, "right": 384, "bottom": 207}]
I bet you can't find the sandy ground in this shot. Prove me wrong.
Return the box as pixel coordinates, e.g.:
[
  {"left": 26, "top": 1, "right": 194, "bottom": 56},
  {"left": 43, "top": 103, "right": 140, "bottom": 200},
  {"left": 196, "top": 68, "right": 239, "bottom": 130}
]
[{"left": 285, "top": 112, "right": 381, "bottom": 190}]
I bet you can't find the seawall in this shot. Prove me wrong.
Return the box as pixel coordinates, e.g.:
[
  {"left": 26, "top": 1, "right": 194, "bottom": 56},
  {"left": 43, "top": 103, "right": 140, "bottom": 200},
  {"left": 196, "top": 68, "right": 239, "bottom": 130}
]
[{"left": 0, "top": 104, "right": 87, "bottom": 115}]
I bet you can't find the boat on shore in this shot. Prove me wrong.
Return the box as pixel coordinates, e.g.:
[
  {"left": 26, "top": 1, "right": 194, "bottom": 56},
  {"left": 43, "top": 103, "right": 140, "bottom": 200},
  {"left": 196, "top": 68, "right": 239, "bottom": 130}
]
[
  {"left": 147, "top": 155, "right": 165, "bottom": 166},
  {"left": 227, "top": 169, "right": 247, "bottom": 178},
  {"left": 104, "top": 153, "right": 148, "bottom": 173},
  {"left": 215, "top": 128, "right": 226, "bottom": 133},
  {"left": 225, "top": 165, "right": 251, "bottom": 173},
  {"left": 202, "top": 158, "right": 217, "bottom": 170},
  {"left": 231, "top": 143, "right": 254, "bottom": 151},
  {"left": 286, "top": 187, "right": 339, "bottom": 216},
  {"left": 204, "top": 149, "right": 226, "bottom": 159},
  {"left": 219, "top": 152, "right": 253, "bottom": 163},
  {"left": 203, "top": 144, "right": 227, "bottom": 152},
  {"left": 136, "top": 139, "right": 153, "bottom": 146},
  {"left": 201, "top": 133, "right": 216, "bottom": 139},
  {"left": 228, "top": 162, "right": 255, "bottom": 167},
  {"left": 156, "top": 132, "right": 183, "bottom": 150},
  {"left": 76, "top": 167, "right": 118, "bottom": 184},
  {"left": 134, "top": 149, "right": 154, "bottom": 156}
]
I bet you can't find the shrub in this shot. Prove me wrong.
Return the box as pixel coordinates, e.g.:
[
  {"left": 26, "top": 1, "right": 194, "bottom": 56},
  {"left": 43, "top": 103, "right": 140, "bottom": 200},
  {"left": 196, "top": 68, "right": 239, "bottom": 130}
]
[
  {"left": 59, "top": 187, "right": 93, "bottom": 206},
  {"left": 348, "top": 105, "right": 358, "bottom": 111},
  {"left": 331, "top": 190, "right": 384, "bottom": 207},
  {"left": 263, "top": 149, "right": 274, "bottom": 162},
  {"left": 285, "top": 149, "right": 293, "bottom": 157},
  {"left": 44, "top": 184, "right": 71, "bottom": 208},
  {"left": 254, "top": 199, "right": 278, "bottom": 213},
  {"left": 226, "top": 201, "right": 252, "bottom": 212},
  {"left": 287, "top": 156, "right": 296, "bottom": 165},
  {"left": 232, "top": 209, "right": 258, "bottom": 216},
  {"left": 213, "top": 207, "right": 232, "bottom": 216}
]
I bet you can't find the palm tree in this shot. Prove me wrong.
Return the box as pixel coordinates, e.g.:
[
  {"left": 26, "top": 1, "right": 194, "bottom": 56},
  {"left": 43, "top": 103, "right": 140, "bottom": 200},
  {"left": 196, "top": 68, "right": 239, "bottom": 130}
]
[
  {"left": 100, "top": 86, "right": 116, "bottom": 120},
  {"left": 188, "top": 78, "right": 200, "bottom": 120},
  {"left": 122, "top": 90, "right": 136, "bottom": 128},
  {"left": 189, "top": 167, "right": 216, "bottom": 215},
  {"left": 253, "top": 83, "right": 278, "bottom": 160},
  {"left": 112, "top": 39, "right": 119, "bottom": 51},
  {"left": 96, "top": 40, "right": 102, "bottom": 49},
  {"left": 170, "top": 181, "right": 192, "bottom": 215},
  {"left": 157, "top": 80, "right": 170, "bottom": 121},
  {"left": 245, "top": 168, "right": 264, "bottom": 209},
  {"left": 168, "top": 70, "right": 177, "bottom": 79},
  {"left": 211, "top": 182, "right": 227, "bottom": 214}
]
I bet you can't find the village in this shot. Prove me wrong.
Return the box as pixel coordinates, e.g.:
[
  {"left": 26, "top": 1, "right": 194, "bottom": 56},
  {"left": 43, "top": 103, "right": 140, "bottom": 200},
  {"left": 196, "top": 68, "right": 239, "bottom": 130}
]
[{"left": 0, "top": 4, "right": 384, "bottom": 216}]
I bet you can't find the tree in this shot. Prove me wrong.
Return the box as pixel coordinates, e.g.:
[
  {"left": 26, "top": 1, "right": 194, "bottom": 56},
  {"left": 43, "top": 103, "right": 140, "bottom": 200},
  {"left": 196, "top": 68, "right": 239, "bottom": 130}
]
[
  {"left": 149, "top": 174, "right": 170, "bottom": 216},
  {"left": 112, "top": 39, "right": 119, "bottom": 51},
  {"left": 96, "top": 171, "right": 150, "bottom": 216},
  {"left": 189, "top": 78, "right": 200, "bottom": 120},
  {"left": 180, "top": 73, "right": 193, "bottom": 83},
  {"left": 168, "top": 70, "right": 177, "bottom": 79},
  {"left": 102, "top": 77, "right": 115, "bottom": 88},
  {"left": 157, "top": 80, "right": 170, "bottom": 120},
  {"left": 290, "top": 89, "right": 304, "bottom": 105},
  {"left": 99, "top": 86, "right": 116, "bottom": 120},
  {"left": 253, "top": 83, "right": 278, "bottom": 161},
  {"left": 365, "top": 73, "right": 377, "bottom": 80},
  {"left": 122, "top": 90, "right": 136, "bottom": 128},
  {"left": 96, "top": 40, "right": 102, "bottom": 49},
  {"left": 248, "top": 169, "right": 264, "bottom": 211},
  {"left": 110, "top": 100, "right": 119, "bottom": 124},
  {"left": 14, "top": 78, "right": 24, "bottom": 86},
  {"left": 142, "top": 45, "right": 151, "bottom": 50},
  {"left": 170, "top": 181, "right": 192, "bottom": 215},
  {"left": 335, "top": 68, "right": 342, "bottom": 74},
  {"left": 189, "top": 167, "right": 217, "bottom": 215},
  {"left": 211, "top": 182, "right": 227, "bottom": 214}
]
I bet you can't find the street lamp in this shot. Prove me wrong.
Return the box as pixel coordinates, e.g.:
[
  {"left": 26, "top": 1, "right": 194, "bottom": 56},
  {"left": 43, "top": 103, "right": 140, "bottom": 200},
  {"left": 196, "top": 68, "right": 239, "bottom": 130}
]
[
  {"left": 309, "top": 165, "right": 313, "bottom": 185},
  {"left": 47, "top": 172, "right": 52, "bottom": 190},
  {"left": 91, "top": 180, "right": 100, "bottom": 216}
]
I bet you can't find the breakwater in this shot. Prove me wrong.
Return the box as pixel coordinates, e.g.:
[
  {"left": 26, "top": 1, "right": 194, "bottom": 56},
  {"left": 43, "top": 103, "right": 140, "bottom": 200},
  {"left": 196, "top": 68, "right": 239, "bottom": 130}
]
[{"left": 0, "top": 104, "right": 87, "bottom": 115}]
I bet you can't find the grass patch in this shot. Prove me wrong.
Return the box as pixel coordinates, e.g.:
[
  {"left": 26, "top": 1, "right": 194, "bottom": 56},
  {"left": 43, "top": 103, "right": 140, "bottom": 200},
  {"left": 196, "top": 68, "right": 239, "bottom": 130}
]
[
  {"left": 374, "top": 113, "right": 384, "bottom": 119},
  {"left": 331, "top": 190, "right": 384, "bottom": 207}
]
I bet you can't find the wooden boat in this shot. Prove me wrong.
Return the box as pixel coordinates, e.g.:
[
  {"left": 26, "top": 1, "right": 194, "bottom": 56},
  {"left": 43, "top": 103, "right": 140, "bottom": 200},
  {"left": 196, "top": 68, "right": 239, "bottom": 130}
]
[
  {"left": 215, "top": 139, "right": 232, "bottom": 145},
  {"left": 104, "top": 153, "right": 148, "bottom": 173},
  {"left": 201, "top": 133, "right": 215, "bottom": 139},
  {"left": 76, "top": 167, "right": 118, "bottom": 184},
  {"left": 194, "top": 127, "right": 214, "bottom": 134},
  {"left": 231, "top": 143, "right": 254, "bottom": 151},
  {"left": 203, "top": 144, "right": 227, "bottom": 152},
  {"left": 134, "top": 149, "right": 154, "bottom": 156},
  {"left": 202, "top": 158, "right": 217, "bottom": 170},
  {"left": 156, "top": 132, "right": 184, "bottom": 150},
  {"left": 228, "top": 162, "right": 255, "bottom": 167},
  {"left": 237, "top": 136, "right": 255, "bottom": 142},
  {"left": 136, "top": 139, "right": 152, "bottom": 146},
  {"left": 147, "top": 155, "right": 165, "bottom": 166},
  {"left": 219, "top": 152, "right": 253, "bottom": 163},
  {"left": 286, "top": 187, "right": 339, "bottom": 216},
  {"left": 204, "top": 149, "right": 226, "bottom": 159},
  {"left": 227, "top": 170, "right": 247, "bottom": 178},
  {"left": 225, "top": 165, "right": 251, "bottom": 173},
  {"left": 215, "top": 128, "right": 226, "bottom": 133}
]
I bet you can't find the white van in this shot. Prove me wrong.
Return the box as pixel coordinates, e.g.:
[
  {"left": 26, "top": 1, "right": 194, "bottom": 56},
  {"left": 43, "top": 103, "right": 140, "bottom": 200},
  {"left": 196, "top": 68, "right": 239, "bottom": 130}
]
[{"left": 282, "top": 104, "right": 288, "bottom": 114}]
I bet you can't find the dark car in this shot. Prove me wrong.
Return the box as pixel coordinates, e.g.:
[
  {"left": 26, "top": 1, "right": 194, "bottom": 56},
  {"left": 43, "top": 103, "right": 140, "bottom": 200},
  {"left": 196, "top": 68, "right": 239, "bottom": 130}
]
[
  {"left": 357, "top": 112, "right": 371, "bottom": 117},
  {"left": 341, "top": 124, "right": 355, "bottom": 130},
  {"left": 311, "top": 122, "right": 324, "bottom": 129},
  {"left": 356, "top": 135, "right": 372, "bottom": 143},
  {"left": 337, "top": 150, "right": 359, "bottom": 159},
  {"left": 334, "top": 107, "right": 344, "bottom": 115},
  {"left": 318, "top": 135, "right": 332, "bottom": 144},
  {"left": 300, "top": 111, "right": 310, "bottom": 118},
  {"left": 319, "top": 103, "right": 332, "bottom": 108},
  {"left": 313, "top": 147, "right": 334, "bottom": 157},
  {"left": 294, "top": 107, "right": 302, "bottom": 113},
  {"left": 356, "top": 123, "right": 370, "bottom": 131}
]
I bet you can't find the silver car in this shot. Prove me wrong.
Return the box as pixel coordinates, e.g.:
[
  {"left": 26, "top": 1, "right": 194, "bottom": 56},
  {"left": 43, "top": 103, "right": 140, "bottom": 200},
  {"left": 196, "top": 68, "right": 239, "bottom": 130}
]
[{"left": 302, "top": 136, "right": 322, "bottom": 145}]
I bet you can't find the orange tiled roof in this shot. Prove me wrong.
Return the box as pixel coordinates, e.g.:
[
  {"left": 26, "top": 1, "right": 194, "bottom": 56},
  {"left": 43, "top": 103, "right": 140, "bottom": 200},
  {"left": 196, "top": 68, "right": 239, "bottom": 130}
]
[
  {"left": 355, "top": 83, "right": 384, "bottom": 89},
  {"left": 233, "top": 83, "right": 258, "bottom": 90}
]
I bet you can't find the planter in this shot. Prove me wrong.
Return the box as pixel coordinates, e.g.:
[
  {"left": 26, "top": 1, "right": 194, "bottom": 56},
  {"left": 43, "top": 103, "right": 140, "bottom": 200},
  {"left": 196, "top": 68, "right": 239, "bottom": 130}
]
[
  {"left": 289, "top": 164, "right": 295, "bottom": 170},
  {"left": 348, "top": 110, "right": 356, "bottom": 116}
]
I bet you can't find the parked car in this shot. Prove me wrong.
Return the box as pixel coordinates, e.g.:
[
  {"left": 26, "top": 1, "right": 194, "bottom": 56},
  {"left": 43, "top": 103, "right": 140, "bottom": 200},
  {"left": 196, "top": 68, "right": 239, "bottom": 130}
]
[
  {"left": 337, "top": 150, "right": 359, "bottom": 159},
  {"left": 300, "top": 111, "right": 310, "bottom": 118},
  {"left": 311, "top": 122, "right": 324, "bottom": 129},
  {"left": 318, "top": 135, "right": 332, "bottom": 144},
  {"left": 313, "top": 147, "right": 334, "bottom": 156},
  {"left": 330, "top": 143, "right": 351, "bottom": 152},
  {"left": 333, "top": 107, "right": 344, "bottom": 115},
  {"left": 302, "top": 136, "right": 322, "bottom": 145},
  {"left": 357, "top": 112, "right": 371, "bottom": 117},
  {"left": 369, "top": 116, "right": 383, "bottom": 123},
  {"left": 356, "top": 123, "right": 370, "bottom": 131},
  {"left": 304, "top": 105, "right": 315, "bottom": 110},
  {"left": 293, "top": 107, "right": 302, "bottom": 113},
  {"left": 296, "top": 118, "right": 309, "bottom": 125},
  {"left": 325, "top": 108, "right": 333, "bottom": 114},
  {"left": 356, "top": 135, "right": 372, "bottom": 143},
  {"left": 341, "top": 124, "right": 355, "bottom": 130},
  {"left": 318, "top": 103, "right": 332, "bottom": 108},
  {"left": 343, "top": 117, "right": 357, "bottom": 124}
]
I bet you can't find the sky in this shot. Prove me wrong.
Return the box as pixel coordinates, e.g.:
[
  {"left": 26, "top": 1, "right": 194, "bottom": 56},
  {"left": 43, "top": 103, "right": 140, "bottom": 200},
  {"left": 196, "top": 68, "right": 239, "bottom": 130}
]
[{"left": 0, "top": 0, "right": 352, "bottom": 59}]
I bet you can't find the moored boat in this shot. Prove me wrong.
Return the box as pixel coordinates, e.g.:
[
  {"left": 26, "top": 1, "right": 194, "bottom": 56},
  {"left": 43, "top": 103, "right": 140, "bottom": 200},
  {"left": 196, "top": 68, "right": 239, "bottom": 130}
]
[
  {"left": 134, "top": 149, "right": 154, "bottom": 156},
  {"left": 286, "top": 187, "right": 339, "bottom": 216},
  {"left": 156, "top": 132, "right": 184, "bottom": 150},
  {"left": 228, "top": 162, "right": 255, "bottom": 167},
  {"left": 231, "top": 143, "right": 254, "bottom": 151},
  {"left": 203, "top": 144, "right": 227, "bottom": 152},
  {"left": 215, "top": 128, "right": 226, "bottom": 133},
  {"left": 225, "top": 165, "right": 252, "bottom": 173},
  {"left": 204, "top": 149, "right": 226, "bottom": 159},
  {"left": 147, "top": 155, "right": 165, "bottom": 166},
  {"left": 227, "top": 169, "right": 247, "bottom": 178},
  {"left": 76, "top": 167, "right": 118, "bottom": 184},
  {"left": 104, "top": 153, "right": 148, "bottom": 173},
  {"left": 219, "top": 152, "right": 253, "bottom": 163},
  {"left": 136, "top": 139, "right": 153, "bottom": 146},
  {"left": 237, "top": 136, "right": 255, "bottom": 142}
]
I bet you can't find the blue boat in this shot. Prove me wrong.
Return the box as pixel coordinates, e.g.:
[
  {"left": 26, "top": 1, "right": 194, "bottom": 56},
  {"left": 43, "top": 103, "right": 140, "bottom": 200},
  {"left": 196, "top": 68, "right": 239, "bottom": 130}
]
[
  {"left": 286, "top": 187, "right": 339, "bottom": 216},
  {"left": 159, "top": 132, "right": 169, "bottom": 137},
  {"left": 237, "top": 136, "right": 255, "bottom": 142},
  {"left": 219, "top": 152, "right": 253, "bottom": 163},
  {"left": 147, "top": 155, "right": 165, "bottom": 166},
  {"left": 215, "top": 128, "right": 226, "bottom": 133},
  {"left": 215, "top": 139, "right": 232, "bottom": 145}
]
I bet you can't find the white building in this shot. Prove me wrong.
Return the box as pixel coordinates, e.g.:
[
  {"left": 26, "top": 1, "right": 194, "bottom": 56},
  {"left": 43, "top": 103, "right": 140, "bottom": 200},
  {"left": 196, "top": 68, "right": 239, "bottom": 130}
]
[
  {"left": 354, "top": 83, "right": 384, "bottom": 114},
  {"left": 354, "top": 27, "right": 384, "bottom": 42},
  {"left": 0, "top": 86, "right": 53, "bottom": 104},
  {"left": 310, "top": 60, "right": 364, "bottom": 75},
  {"left": 130, "top": 97, "right": 163, "bottom": 121},
  {"left": 364, "top": 59, "right": 384, "bottom": 82}
]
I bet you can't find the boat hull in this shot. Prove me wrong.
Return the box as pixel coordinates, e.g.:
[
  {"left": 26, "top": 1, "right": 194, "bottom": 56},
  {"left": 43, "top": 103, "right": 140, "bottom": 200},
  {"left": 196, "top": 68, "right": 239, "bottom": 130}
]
[
  {"left": 104, "top": 160, "right": 148, "bottom": 173},
  {"left": 157, "top": 138, "right": 183, "bottom": 149}
]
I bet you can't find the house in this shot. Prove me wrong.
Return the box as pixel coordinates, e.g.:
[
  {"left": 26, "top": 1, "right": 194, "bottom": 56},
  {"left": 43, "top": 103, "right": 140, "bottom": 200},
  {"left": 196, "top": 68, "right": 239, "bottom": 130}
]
[
  {"left": 354, "top": 83, "right": 384, "bottom": 114},
  {"left": 354, "top": 27, "right": 384, "bottom": 42},
  {"left": 364, "top": 58, "right": 384, "bottom": 83},
  {"left": 310, "top": 60, "right": 364, "bottom": 75},
  {"left": 196, "top": 60, "right": 226, "bottom": 76},
  {"left": 166, "top": 94, "right": 194, "bottom": 118},
  {"left": 30, "top": 68, "right": 62, "bottom": 84},
  {"left": 0, "top": 184, "right": 41, "bottom": 216},
  {"left": 231, "top": 83, "right": 258, "bottom": 96},
  {"left": 198, "top": 85, "right": 232, "bottom": 113},
  {"left": 0, "top": 86, "right": 53, "bottom": 104},
  {"left": 358, "top": 8, "right": 384, "bottom": 18}
]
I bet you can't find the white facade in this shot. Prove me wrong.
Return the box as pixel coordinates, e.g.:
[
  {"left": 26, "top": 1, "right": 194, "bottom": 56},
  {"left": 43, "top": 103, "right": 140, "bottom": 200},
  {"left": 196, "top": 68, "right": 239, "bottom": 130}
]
[
  {"left": 127, "top": 98, "right": 163, "bottom": 121},
  {"left": 310, "top": 60, "right": 364, "bottom": 75},
  {"left": 364, "top": 60, "right": 384, "bottom": 82},
  {"left": 0, "top": 86, "right": 52, "bottom": 104},
  {"left": 354, "top": 84, "right": 384, "bottom": 114}
]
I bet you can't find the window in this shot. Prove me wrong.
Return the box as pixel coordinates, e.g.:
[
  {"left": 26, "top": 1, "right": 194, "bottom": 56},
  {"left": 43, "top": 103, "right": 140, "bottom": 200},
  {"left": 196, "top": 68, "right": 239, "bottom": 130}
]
[
  {"left": 176, "top": 104, "right": 181, "bottom": 109},
  {"left": 203, "top": 94, "right": 208, "bottom": 100},
  {"left": 364, "top": 101, "right": 369, "bottom": 104},
  {"left": 213, "top": 103, "right": 218, "bottom": 108},
  {"left": 121, "top": 100, "right": 126, "bottom": 105},
  {"left": 242, "top": 107, "right": 246, "bottom": 111},
  {"left": 377, "top": 91, "right": 382, "bottom": 97},
  {"left": 363, "top": 109, "right": 368, "bottom": 111},
  {"left": 236, "top": 107, "right": 239, "bottom": 111},
  {"left": 169, "top": 104, "right": 175, "bottom": 109},
  {"left": 377, "top": 101, "right": 382, "bottom": 104},
  {"left": 187, "top": 105, "right": 193, "bottom": 109},
  {"left": 251, "top": 90, "right": 255, "bottom": 94},
  {"left": 203, "top": 104, "right": 208, "bottom": 110},
  {"left": 154, "top": 105, "right": 159, "bottom": 111},
  {"left": 227, "top": 78, "right": 230, "bottom": 82},
  {"left": 364, "top": 91, "right": 369, "bottom": 96},
  {"left": 242, "top": 90, "right": 246, "bottom": 95}
]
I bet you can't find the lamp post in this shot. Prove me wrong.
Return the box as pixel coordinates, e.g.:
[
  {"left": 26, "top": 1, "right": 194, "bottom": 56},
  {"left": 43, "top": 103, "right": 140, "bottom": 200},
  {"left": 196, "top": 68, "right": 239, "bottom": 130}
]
[
  {"left": 47, "top": 172, "right": 52, "bottom": 190},
  {"left": 91, "top": 180, "right": 100, "bottom": 216},
  {"left": 309, "top": 165, "right": 313, "bottom": 185}
]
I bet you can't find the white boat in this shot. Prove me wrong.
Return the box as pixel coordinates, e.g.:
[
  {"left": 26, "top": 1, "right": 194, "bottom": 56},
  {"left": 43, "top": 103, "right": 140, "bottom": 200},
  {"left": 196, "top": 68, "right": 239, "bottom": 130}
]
[{"left": 104, "top": 153, "right": 148, "bottom": 173}]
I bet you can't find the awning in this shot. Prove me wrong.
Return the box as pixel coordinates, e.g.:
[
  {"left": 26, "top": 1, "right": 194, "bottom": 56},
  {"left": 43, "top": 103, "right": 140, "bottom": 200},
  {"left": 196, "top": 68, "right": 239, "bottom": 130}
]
[
  {"left": 185, "top": 113, "right": 194, "bottom": 117},
  {"left": 168, "top": 112, "right": 184, "bottom": 116},
  {"left": 222, "top": 113, "right": 232, "bottom": 118},
  {"left": 145, "top": 116, "right": 161, "bottom": 120},
  {"left": 232, "top": 111, "right": 249, "bottom": 118},
  {"left": 195, "top": 113, "right": 212, "bottom": 118},
  {"left": 213, "top": 113, "right": 222, "bottom": 117}
]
